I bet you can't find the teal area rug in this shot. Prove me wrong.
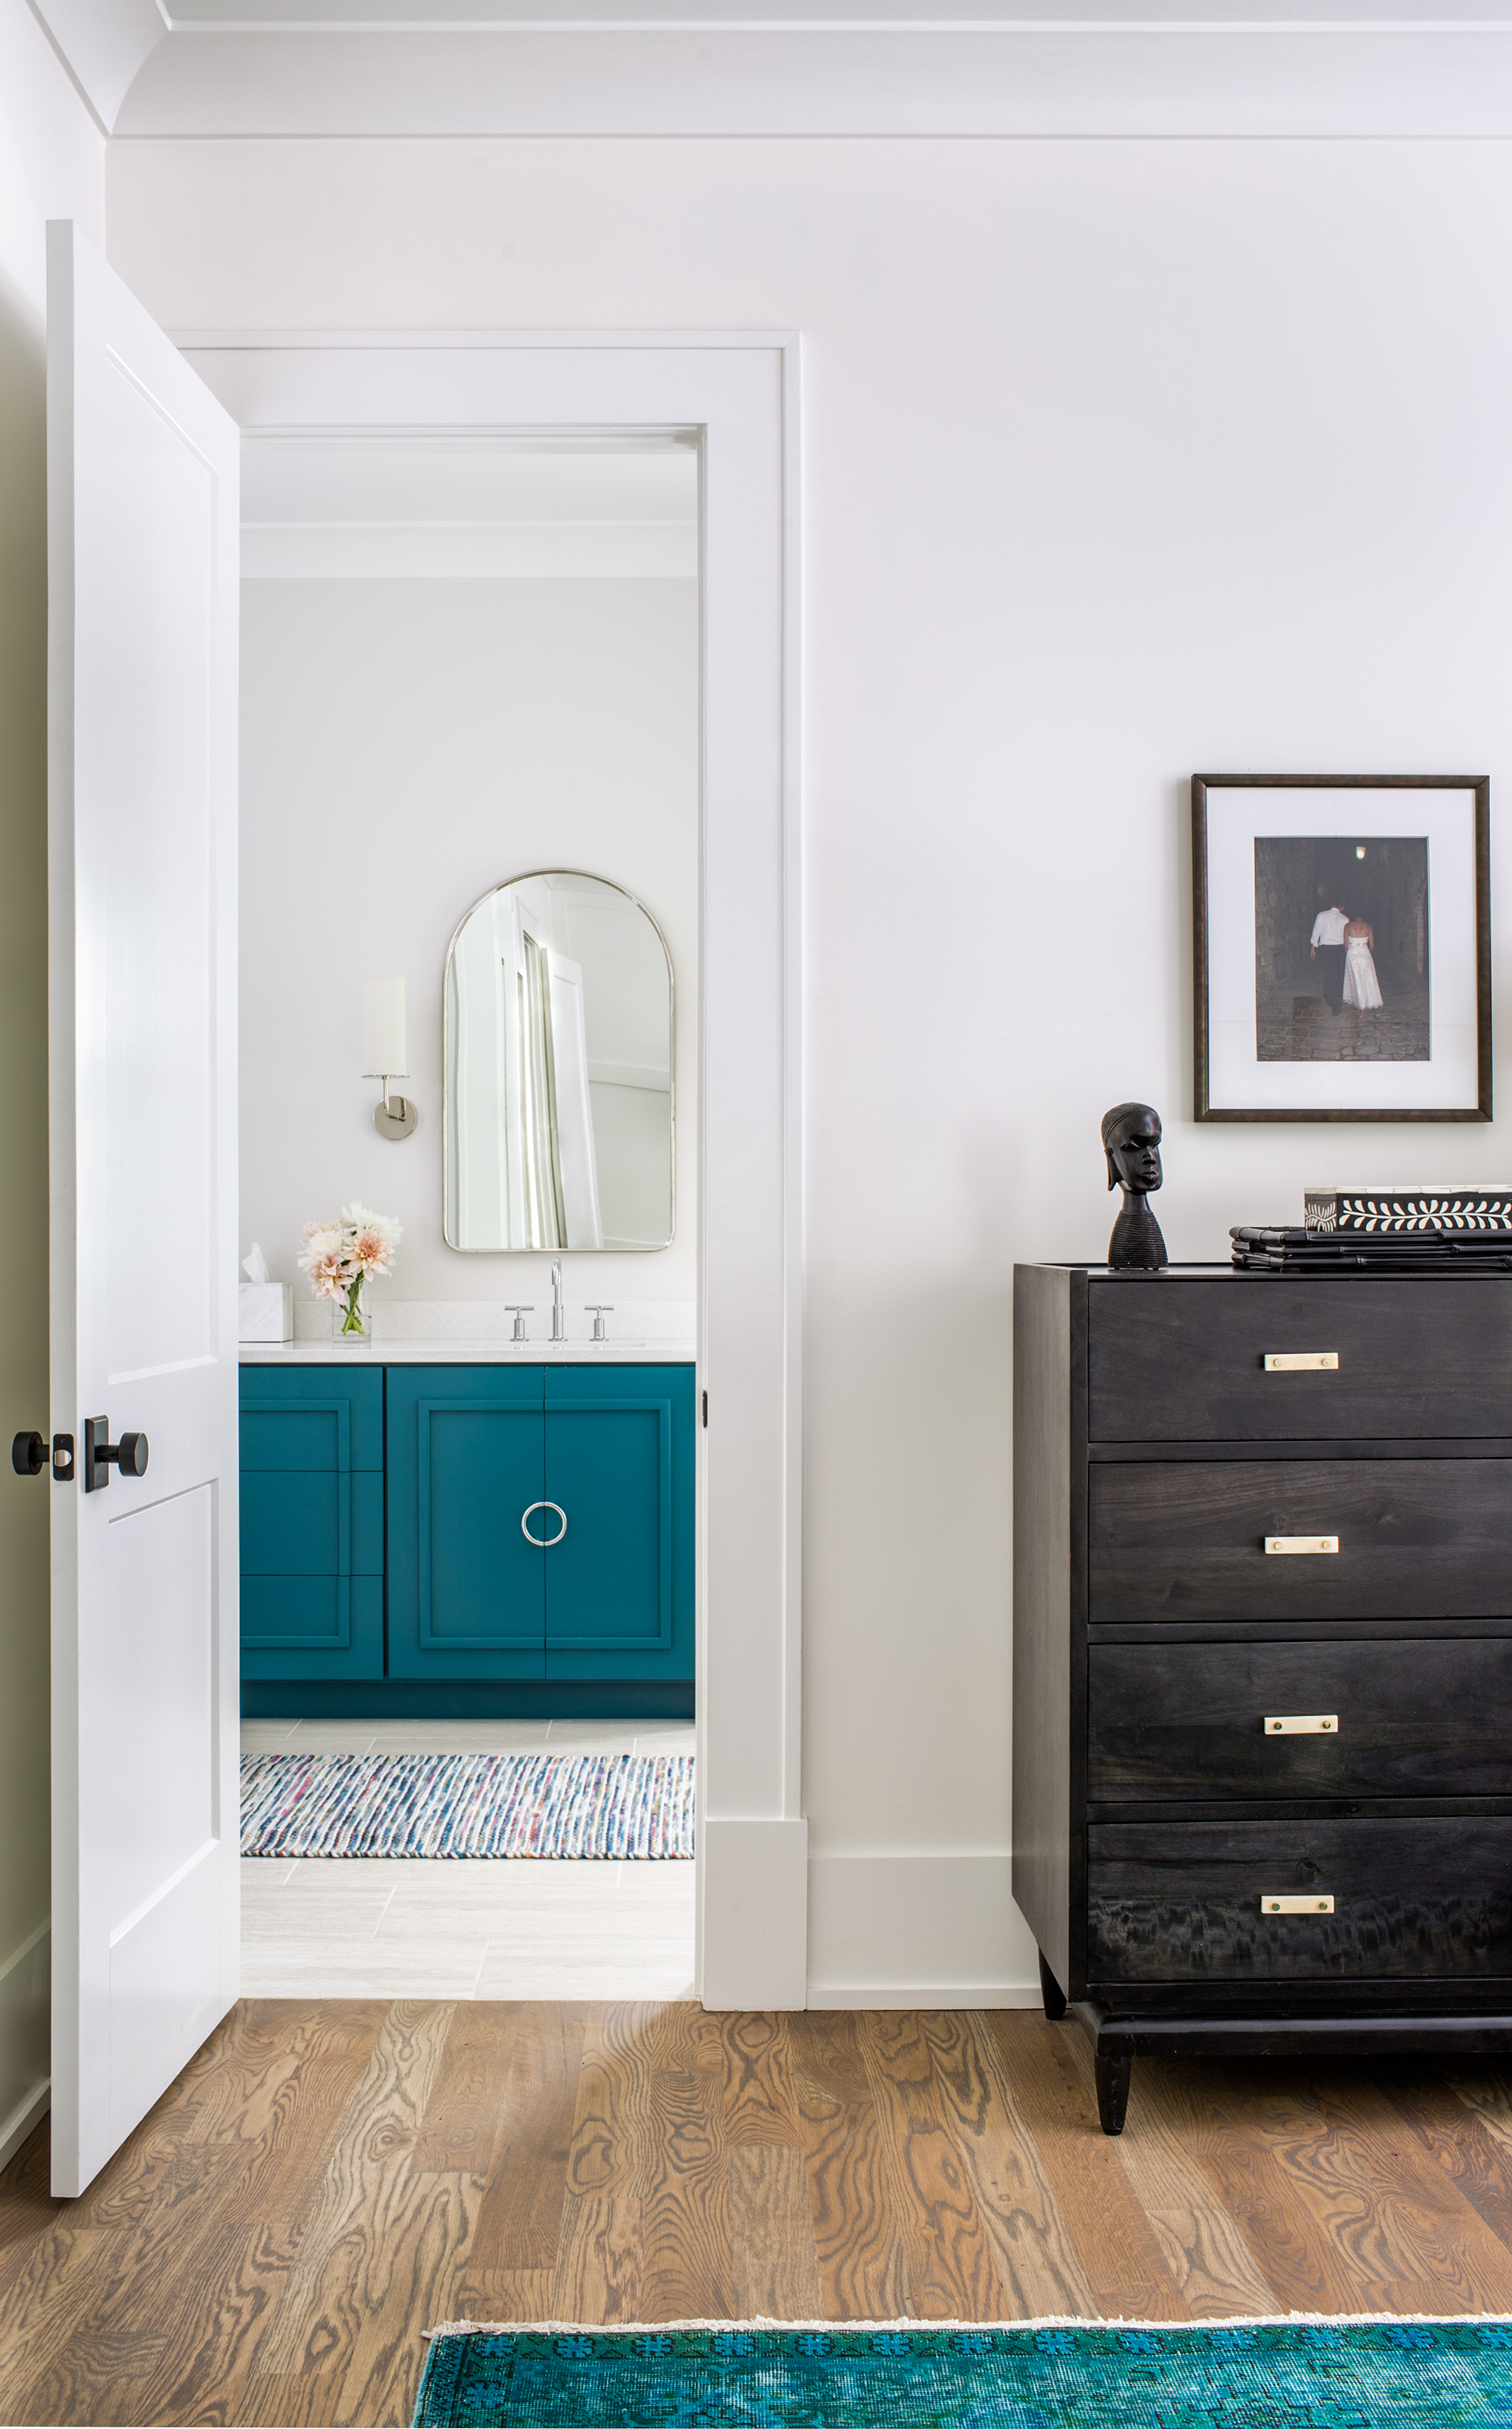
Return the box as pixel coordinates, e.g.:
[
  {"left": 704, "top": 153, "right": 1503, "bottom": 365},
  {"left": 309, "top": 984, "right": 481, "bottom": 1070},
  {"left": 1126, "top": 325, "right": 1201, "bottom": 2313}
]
[{"left": 413, "top": 2319, "right": 1512, "bottom": 2426}]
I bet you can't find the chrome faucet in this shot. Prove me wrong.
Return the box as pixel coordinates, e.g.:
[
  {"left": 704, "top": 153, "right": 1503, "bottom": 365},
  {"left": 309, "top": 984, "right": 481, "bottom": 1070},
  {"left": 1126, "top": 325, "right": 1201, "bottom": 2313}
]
[
  {"left": 551, "top": 1257, "right": 565, "bottom": 1343},
  {"left": 585, "top": 1303, "right": 614, "bottom": 1344}
]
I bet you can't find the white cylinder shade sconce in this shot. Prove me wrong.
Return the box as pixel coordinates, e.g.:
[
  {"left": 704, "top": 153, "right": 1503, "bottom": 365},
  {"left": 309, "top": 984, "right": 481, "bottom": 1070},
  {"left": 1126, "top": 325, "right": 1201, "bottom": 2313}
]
[{"left": 363, "top": 976, "right": 417, "bottom": 1139}]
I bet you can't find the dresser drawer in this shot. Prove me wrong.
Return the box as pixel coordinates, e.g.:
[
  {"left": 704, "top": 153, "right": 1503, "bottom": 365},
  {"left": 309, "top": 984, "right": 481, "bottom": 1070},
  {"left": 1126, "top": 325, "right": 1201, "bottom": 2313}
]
[
  {"left": 1087, "top": 1278, "right": 1512, "bottom": 1443},
  {"left": 1089, "top": 1637, "right": 1512, "bottom": 1800},
  {"left": 1089, "top": 1458, "right": 1512, "bottom": 1625},
  {"left": 1088, "top": 1816, "right": 1512, "bottom": 1981}
]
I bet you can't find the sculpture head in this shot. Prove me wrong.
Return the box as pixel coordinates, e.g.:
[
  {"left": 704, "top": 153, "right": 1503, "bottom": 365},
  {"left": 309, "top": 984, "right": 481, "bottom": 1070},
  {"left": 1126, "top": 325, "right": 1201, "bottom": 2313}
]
[{"left": 1101, "top": 1101, "right": 1163, "bottom": 1197}]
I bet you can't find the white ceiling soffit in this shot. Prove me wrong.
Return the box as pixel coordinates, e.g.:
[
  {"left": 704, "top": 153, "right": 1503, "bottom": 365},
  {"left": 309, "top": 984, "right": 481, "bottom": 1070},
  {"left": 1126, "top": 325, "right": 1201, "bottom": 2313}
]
[
  {"left": 240, "top": 434, "right": 699, "bottom": 577},
  {"left": 35, "top": 0, "right": 1512, "bottom": 139}
]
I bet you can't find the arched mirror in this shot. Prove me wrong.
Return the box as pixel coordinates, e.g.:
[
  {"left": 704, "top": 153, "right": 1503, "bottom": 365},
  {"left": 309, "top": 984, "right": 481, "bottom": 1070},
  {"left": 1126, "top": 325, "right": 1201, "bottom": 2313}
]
[{"left": 445, "top": 870, "right": 674, "bottom": 1252}]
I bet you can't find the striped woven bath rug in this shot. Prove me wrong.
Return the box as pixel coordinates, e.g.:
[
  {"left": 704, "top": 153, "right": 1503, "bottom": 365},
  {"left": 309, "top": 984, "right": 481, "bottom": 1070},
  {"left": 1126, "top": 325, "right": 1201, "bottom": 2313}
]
[{"left": 240, "top": 1751, "right": 695, "bottom": 1860}]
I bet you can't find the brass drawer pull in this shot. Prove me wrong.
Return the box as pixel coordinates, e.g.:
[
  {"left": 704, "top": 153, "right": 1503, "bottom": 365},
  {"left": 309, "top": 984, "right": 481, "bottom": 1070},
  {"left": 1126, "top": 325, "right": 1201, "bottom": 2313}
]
[
  {"left": 1266, "top": 1714, "right": 1338, "bottom": 1735},
  {"left": 1263, "top": 1352, "right": 1340, "bottom": 1372},
  {"left": 1262, "top": 1895, "right": 1334, "bottom": 1915},
  {"left": 1264, "top": 1535, "right": 1339, "bottom": 1556}
]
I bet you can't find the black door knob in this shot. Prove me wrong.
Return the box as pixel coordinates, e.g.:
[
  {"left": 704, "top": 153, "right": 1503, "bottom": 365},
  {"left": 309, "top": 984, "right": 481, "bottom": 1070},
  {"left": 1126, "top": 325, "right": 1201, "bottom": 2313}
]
[
  {"left": 11, "top": 1431, "right": 46, "bottom": 1477},
  {"left": 84, "top": 1417, "right": 149, "bottom": 1490}
]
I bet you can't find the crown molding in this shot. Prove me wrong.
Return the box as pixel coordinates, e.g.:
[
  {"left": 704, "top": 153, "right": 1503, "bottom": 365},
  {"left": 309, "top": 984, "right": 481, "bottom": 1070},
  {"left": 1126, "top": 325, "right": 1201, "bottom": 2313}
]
[
  {"left": 106, "top": 23, "right": 1512, "bottom": 137},
  {"left": 28, "top": 0, "right": 1512, "bottom": 137}
]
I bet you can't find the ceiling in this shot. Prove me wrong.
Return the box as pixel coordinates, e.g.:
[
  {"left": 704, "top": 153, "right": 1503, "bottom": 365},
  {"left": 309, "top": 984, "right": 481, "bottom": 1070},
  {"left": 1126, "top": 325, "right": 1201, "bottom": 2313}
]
[
  {"left": 240, "top": 435, "right": 699, "bottom": 579},
  {"left": 31, "top": 0, "right": 1512, "bottom": 138}
]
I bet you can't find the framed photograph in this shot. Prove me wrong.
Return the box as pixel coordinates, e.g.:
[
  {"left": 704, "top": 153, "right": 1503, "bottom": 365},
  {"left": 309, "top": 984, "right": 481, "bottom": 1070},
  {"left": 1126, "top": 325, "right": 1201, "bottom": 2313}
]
[{"left": 1192, "top": 773, "right": 1491, "bottom": 1123}]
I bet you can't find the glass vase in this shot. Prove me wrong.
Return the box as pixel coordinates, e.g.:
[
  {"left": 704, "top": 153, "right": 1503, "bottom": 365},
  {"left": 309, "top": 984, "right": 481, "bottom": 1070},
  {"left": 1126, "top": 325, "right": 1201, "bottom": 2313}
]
[{"left": 335, "top": 1283, "right": 371, "bottom": 1343}]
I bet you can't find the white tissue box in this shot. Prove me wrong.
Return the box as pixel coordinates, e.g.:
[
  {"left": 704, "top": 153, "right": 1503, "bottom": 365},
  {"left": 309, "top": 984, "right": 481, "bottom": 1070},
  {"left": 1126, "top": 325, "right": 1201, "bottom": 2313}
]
[{"left": 238, "top": 1282, "right": 293, "bottom": 1342}]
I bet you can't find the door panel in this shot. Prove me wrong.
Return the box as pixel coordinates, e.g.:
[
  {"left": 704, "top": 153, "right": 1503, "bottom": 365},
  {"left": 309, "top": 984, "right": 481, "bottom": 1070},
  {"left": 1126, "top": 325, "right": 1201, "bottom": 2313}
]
[
  {"left": 422, "top": 1404, "right": 545, "bottom": 1650},
  {"left": 386, "top": 1365, "right": 547, "bottom": 1678},
  {"left": 544, "top": 1401, "right": 671, "bottom": 1652},
  {"left": 48, "top": 222, "right": 240, "bottom": 2195},
  {"left": 544, "top": 1362, "right": 695, "bottom": 1681}
]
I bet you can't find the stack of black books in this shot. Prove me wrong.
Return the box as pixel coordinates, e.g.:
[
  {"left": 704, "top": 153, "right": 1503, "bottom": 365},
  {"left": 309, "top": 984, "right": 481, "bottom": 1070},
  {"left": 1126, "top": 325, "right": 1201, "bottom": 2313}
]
[{"left": 1232, "top": 1190, "right": 1512, "bottom": 1273}]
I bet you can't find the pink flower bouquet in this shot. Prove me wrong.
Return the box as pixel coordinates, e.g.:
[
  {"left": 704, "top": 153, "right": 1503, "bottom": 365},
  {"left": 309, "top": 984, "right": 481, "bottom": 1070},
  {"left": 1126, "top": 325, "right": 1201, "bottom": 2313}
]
[{"left": 299, "top": 1202, "right": 402, "bottom": 1336}]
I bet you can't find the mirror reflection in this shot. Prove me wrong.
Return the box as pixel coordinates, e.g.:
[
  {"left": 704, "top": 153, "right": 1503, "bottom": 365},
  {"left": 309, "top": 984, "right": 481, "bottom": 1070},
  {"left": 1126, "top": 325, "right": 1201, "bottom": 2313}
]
[{"left": 445, "top": 871, "right": 674, "bottom": 1252}]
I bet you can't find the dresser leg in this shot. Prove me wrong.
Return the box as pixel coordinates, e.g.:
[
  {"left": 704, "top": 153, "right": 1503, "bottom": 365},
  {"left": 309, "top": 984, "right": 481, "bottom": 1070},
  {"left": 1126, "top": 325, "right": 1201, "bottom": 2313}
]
[
  {"left": 1095, "top": 2049, "right": 1132, "bottom": 2135},
  {"left": 1037, "top": 1951, "right": 1067, "bottom": 2022}
]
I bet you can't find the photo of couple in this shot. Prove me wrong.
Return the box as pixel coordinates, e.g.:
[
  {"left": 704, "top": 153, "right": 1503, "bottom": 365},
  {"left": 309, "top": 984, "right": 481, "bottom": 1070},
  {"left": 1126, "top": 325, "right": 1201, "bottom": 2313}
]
[
  {"left": 1309, "top": 900, "right": 1383, "bottom": 1016},
  {"left": 1253, "top": 835, "right": 1430, "bottom": 1064}
]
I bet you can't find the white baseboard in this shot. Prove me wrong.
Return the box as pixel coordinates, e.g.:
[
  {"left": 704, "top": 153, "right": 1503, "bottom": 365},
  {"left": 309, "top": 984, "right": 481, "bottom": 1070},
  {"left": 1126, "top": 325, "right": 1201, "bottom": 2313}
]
[
  {"left": 807, "top": 1984, "right": 1043, "bottom": 2011},
  {"left": 0, "top": 1917, "right": 50, "bottom": 2173},
  {"left": 699, "top": 1816, "right": 808, "bottom": 2009},
  {"left": 0, "top": 2076, "right": 50, "bottom": 2173},
  {"left": 807, "top": 1852, "right": 1042, "bottom": 1999}
]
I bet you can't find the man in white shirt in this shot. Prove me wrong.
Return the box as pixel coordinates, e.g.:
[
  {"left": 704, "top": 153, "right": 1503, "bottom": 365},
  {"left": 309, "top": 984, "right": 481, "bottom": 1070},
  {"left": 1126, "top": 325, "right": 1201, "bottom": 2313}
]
[{"left": 1309, "top": 902, "right": 1349, "bottom": 1015}]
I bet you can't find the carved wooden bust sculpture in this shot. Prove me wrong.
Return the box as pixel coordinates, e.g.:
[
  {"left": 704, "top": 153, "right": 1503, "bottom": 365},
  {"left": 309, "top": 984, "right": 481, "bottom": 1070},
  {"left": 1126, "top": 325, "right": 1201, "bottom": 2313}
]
[{"left": 1102, "top": 1101, "right": 1168, "bottom": 1271}]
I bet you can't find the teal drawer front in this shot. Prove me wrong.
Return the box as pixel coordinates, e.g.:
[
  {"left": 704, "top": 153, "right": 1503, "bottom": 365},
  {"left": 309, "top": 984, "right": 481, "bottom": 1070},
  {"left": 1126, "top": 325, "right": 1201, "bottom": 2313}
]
[
  {"left": 240, "top": 1575, "right": 383, "bottom": 1678},
  {"left": 240, "top": 1469, "right": 383, "bottom": 1577},
  {"left": 239, "top": 1365, "right": 383, "bottom": 1468},
  {"left": 240, "top": 1365, "right": 385, "bottom": 1683}
]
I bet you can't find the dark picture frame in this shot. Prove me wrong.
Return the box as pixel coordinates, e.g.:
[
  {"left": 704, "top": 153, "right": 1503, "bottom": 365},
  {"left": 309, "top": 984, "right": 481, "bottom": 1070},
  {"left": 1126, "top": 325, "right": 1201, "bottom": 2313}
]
[{"left": 1192, "top": 773, "right": 1491, "bottom": 1124}]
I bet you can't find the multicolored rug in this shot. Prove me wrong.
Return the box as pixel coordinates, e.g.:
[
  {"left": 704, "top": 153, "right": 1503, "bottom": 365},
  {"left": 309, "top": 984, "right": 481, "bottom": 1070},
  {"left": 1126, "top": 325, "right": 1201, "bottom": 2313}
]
[
  {"left": 411, "top": 2318, "right": 1512, "bottom": 2426},
  {"left": 239, "top": 1751, "right": 695, "bottom": 1860}
]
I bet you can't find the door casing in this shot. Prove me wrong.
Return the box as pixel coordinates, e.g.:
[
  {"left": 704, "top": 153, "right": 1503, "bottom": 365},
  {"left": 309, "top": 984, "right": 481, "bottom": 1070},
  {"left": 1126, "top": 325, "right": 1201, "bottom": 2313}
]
[{"left": 176, "top": 330, "right": 806, "bottom": 2009}]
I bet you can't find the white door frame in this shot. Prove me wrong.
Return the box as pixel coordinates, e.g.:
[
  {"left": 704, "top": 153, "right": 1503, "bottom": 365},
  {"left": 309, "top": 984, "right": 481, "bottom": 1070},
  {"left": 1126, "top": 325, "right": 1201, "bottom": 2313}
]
[{"left": 174, "top": 330, "right": 806, "bottom": 2008}]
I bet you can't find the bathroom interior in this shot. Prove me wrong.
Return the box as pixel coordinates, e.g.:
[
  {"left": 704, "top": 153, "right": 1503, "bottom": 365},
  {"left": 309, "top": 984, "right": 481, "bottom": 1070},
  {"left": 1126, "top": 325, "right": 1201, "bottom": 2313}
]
[{"left": 235, "top": 429, "right": 701, "bottom": 2000}]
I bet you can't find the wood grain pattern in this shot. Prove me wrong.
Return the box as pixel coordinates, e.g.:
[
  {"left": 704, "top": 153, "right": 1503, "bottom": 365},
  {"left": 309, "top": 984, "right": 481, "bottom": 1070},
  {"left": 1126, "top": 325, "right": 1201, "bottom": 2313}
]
[
  {"left": 1089, "top": 1456, "right": 1512, "bottom": 1626},
  {"left": 10, "top": 2001, "right": 1512, "bottom": 2424},
  {"left": 1086, "top": 1275, "right": 1512, "bottom": 1445}
]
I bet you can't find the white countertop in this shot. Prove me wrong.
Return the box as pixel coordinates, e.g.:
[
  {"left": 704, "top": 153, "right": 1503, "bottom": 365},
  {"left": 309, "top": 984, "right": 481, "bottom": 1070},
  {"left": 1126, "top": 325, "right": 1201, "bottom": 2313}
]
[
  {"left": 239, "top": 1338, "right": 695, "bottom": 1365},
  {"left": 237, "top": 1296, "right": 696, "bottom": 1364}
]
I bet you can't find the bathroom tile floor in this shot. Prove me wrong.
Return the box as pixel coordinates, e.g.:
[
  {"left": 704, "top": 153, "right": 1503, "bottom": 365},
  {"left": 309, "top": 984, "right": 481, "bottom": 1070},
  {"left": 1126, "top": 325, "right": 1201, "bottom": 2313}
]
[{"left": 239, "top": 1716, "right": 696, "bottom": 2000}]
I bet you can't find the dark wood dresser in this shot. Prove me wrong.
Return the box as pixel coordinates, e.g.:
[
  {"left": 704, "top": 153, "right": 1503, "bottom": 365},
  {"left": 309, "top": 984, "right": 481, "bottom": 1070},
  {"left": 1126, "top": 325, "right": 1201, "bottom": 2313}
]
[{"left": 1012, "top": 1261, "right": 1512, "bottom": 2133}]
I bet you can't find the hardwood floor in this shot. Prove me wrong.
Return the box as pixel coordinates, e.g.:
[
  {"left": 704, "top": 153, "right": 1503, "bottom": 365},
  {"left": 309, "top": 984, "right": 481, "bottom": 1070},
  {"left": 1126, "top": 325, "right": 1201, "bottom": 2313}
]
[{"left": 5, "top": 2001, "right": 1512, "bottom": 2425}]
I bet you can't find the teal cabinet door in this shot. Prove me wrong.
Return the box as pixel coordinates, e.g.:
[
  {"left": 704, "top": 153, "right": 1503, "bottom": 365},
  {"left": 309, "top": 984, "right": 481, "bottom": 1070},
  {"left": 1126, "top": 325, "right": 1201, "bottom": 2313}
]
[
  {"left": 238, "top": 1365, "right": 384, "bottom": 1680},
  {"left": 386, "top": 1365, "right": 547, "bottom": 1679},
  {"left": 544, "top": 1364, "right": 694, "bottom": 1681}
]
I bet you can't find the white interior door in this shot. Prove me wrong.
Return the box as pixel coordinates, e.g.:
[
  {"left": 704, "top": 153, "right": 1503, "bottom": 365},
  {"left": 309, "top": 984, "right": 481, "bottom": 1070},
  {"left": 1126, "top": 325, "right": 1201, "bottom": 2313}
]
[{"left": 47, "top": 222, "right": 240, "bottom": 2198}]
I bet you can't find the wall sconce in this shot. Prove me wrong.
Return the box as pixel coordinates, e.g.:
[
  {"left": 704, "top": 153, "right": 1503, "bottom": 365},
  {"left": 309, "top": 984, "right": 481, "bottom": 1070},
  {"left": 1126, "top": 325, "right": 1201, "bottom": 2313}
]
[{"left": 364, "top": 976, "right": 417, "bottom": 1139}]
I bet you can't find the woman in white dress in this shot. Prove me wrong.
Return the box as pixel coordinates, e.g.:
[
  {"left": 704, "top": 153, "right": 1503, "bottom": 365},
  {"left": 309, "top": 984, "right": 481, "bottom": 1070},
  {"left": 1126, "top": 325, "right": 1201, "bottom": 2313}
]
[{"left": 1342, "top": 916, "right": 1383, "bottom": 1013}]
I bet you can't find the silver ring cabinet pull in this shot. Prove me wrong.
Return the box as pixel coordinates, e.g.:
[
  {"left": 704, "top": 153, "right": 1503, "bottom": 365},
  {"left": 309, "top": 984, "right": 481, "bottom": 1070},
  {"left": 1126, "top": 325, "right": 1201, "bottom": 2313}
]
[{"left": 521, "top": 1499, "right": 567, "bottom": 1548}]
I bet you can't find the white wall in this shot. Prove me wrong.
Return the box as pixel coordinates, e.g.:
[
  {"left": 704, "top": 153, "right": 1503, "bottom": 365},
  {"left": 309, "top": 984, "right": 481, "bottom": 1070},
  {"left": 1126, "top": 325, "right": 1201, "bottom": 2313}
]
[
  {"left": 240, "top": 574, "right": 697, "bottom": 1306},
  {"left": 112, "top": 135, "right": 1512, "bottom": 2000},
  {"left": 0, "top": 0, "right": 104, "bottom": 2164}
]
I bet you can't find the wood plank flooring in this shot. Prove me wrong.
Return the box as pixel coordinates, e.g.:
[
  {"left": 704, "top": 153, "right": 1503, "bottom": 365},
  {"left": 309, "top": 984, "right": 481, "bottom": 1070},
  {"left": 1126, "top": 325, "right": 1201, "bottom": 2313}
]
[{"left": 7, "top": 2001, "right": 1512, "bottom": 2425}]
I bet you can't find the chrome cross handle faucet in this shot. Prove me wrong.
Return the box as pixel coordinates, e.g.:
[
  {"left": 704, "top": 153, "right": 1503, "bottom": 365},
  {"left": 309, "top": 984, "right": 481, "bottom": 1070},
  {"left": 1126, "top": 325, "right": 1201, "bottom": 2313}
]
[
  {"left": 585, "top": 1304, "right": 614, "bottom": 1344},
  {"left": 551, "top": 1258, "right": 565, "bottom": 1343},
  {"left": 503, "top": 1303, "right": 533, "bottom": 1345}
]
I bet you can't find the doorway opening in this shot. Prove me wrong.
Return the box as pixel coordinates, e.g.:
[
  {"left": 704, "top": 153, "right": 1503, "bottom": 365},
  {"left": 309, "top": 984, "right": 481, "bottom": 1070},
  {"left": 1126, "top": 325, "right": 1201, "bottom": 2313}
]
[{"left": 234, "top": 431, "right": 700, "bottom": 2000}]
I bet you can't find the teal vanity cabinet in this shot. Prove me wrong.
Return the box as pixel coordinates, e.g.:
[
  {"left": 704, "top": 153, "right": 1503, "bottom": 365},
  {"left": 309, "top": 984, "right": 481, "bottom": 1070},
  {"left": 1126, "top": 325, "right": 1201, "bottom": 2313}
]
[
  {"left": 238, "top": 1359, "right": 695, "bottom": 1708},
  {"left": 238, "top": 1365, "right": 385, "bottom": 1680},
  {"left": 385, "top": 1363, "right": 695, "bottom": 1686}
]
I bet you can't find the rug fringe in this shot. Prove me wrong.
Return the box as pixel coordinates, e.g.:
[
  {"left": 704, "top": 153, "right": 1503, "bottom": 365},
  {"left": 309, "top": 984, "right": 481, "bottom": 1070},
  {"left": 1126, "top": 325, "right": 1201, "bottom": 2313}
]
[{"left": 423, "top": 2310, "right": 1512, "bottom": 2339}]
